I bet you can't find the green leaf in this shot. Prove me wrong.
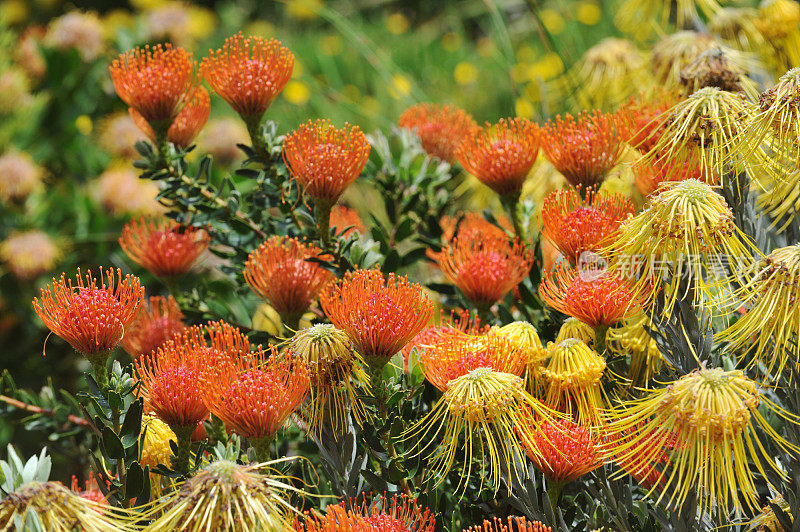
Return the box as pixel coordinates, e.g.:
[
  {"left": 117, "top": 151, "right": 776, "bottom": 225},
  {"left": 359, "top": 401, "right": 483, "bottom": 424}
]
[
  {"left": 394, "top": 217, "right": 414, "bottom": 242},
  {"left": 101, "top": 426, "right": 125, "bottom": 460},
  {"left": 125, "top": 461, "right": 145, "bottom": 500}
]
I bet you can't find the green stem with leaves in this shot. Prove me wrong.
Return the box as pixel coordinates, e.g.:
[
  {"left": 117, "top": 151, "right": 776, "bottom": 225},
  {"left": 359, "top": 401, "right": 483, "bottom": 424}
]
[
  {"left": 594, "top": 325, "right": 608, "bottom": 355},
  {"left": 314, "top": 198, "right": 334, "bottom": 247},
  {"left": 171, "top": 426, "right": 195, "bottom": 477},
  {"left": 500, "top": 190, "right": 524, "bottom": 240},
  {"left": 244, "top": 114, "right": 269, "bottom": 161}
]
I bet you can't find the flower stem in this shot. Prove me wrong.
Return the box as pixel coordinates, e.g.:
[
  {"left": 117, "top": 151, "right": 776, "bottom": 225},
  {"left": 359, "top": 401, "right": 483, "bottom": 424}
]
[
  {"left": 314, "top": 198, "right": 334, "bottom": 246},
  {"left": 171, "top": 426, "right": 194, "bottom": 477},
  {"left": 593, "top": 325, "right": 609, "bottom": 355},
  {"left": 244, "top": 114, "right": 268, "bottom": 161},
  {"left": 250, "top": 436, "right": 273, "bottom": 463},
  {"left": 153, "top": 124, "right": 172, "bottom": 170},
  {"left": 547, "top": 481, "right": 564, "bottom": 509},
  {"left": 90, "top": 356, "right": 109, "bottom": 391},
  {"left": 500, "top": 191, "right": 524, "bottom": 240}
]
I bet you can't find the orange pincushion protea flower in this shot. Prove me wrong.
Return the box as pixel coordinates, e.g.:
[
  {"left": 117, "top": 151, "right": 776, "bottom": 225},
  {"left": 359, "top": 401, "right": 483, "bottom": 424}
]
[
  {"left": 109, "top": 44, "right": 195, "bottom": 128},
  {"left": 330, "top": 205, "right": 365, "bottom": 237},
  {"left": 456, "top": 118, "right": 540, "bottom": 197},
  {"left": 243, "top": 236, "right": 334, "bottom": 323},
  {"left": 120, "top": 295, "right": 185, "bottom": 358},
  {"left": 398, "top": 103, "right": 477, "bottom": 163},
  {"left": 540, "top": 263, "right": 643, "bottom": 328},
  {"left": 439, "top": 213, "right": 512, "bottom": 241},
  {"left": 33, "top": 267, "right": 143, "bottom": 357},
  {"left": 431, "top": 235, "right": 533, "bottom": 308},
  {"left": 134, "top": 321, "right": 251, "bottom": 431},
  {"left": 200, "top": 33, "right": 294, "bottom": 121},
  {"left": 283, "top": 120, "right": 371, "bottom": 203},
  {"left": 296, "top": 494, "right": 436, "bottom": 532},
  {"left": 134, "top": 331, "right": 210, "bottom": 431},
  {"left": 463, "top": 517, "right": 552, "bottom": 532},
  {"left": 542, "top": 110, "right": 625, "bottom": 188},
  {"left": 119, "top": 217, "right": 209, "bottom": 279},
  {"left": 320, "top": 268, "right": 434, "bottom": 369},
  {"left": 401, "top": 309, "right": 486, "bottom": 372},
  {"left": 612, "top": 422, "right": 679, "bottom": 490},
  {"left": 70, "top": 472, "right": 108, "bottom": 506},
  {"left": 417, "top": 329, "right": 529, "bottom": 391},
  {"left": 518, "top": 418, "right": 604, "bottom": 484},
  {"left": 202, "top": 346, "right": 309, "bottom": 448},
  {"left": 541, "top": 186, "right": 633, "bottom": 266},
  {"left": 632, "top": 157, "right": 705, "bottom": 197},
  {"left": 618, "top": 91, "right": 677, "bottom": 153},
  {"left": 129, "top": 86, "right": 210, "bottom": 149},
  {"left": 409, "top": 330, "right": 558, "bottom": 491}
]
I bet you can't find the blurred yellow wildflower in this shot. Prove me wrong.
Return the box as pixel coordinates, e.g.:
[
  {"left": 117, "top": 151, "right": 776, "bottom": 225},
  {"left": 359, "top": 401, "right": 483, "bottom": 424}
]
[
  {"left": 284, "top": 80, "right": 311, "bottom": 105},
  {"left": 386, "top": 13, "right": 410, "bottom": 35},
  {"left": 577, "top": 2, "right": 602, "bottom": 25},
  {"left": 540, "top": 9, "right": 566, "bottom": 35}
]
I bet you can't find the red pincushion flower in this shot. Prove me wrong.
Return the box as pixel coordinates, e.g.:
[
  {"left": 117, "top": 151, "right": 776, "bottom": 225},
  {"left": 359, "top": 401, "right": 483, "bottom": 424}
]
[
  {"left": 129, "top": 86, "right": 210, "bottom": 149},
  {"left": 70, "top": 472, "right": 109, "bottom": 506},
  {"left": 320, "top": 268, "right": 434, "bottom": 367},
  {"left": 330, "top": 205, "right": 365, "bottom": 237},
  {"left": 296, "top": 493, "right": 436, "bottom": 532},
  {"left": 199, "top": 32, "right": 294, "bottom": 120},
  {"left": 243, "top": 236, "right": 334, "bottom": 321},
  {"left": 518, "top": 418, "right": 604, "bottom": 484},
  {"left": 632, "top": 156, "right": 705, "bottom": 197},
  {"left": 540, "top": 263, "right": 644, "bottom": 328},
  {"left": 418, "top": 329, "right": 528, "bottom": 392},
  {"left": 431, "top": 235, "right": 533, "bottom": 308},
  {"left": 463, "top": 517, "right": 553, "bottom": 532},
  {"left": 202, "top": 346, "right": 309, "bottom": 444},
  {"left": 456, "top": 118, "right": 540, "bottom": 197},
  {"left": 541, "top": 186, "right": 633, "bottom": 265},
  {"left": 283, "top": 120, "right": 371, "bottom": 203},
  {"left": 542, "top": 110, "right": 625, "bottom": 188},
  {"left": 134, "top": 321, "right": 251, "bottom": 430},
  {"left": 398, "top": 103, "right": 477, "bottom": 163},
  {"left": 119, "top": 217, "right": 209, "bottom": 279},
  {"left": 33, "top": 268, "right": 143, "bottom": 357},
  {"left": 109, "top": 44, "right": 195, "bottom": 128},
  {"left": 120, "top": 295, "right": 185, "bottom": 359}
]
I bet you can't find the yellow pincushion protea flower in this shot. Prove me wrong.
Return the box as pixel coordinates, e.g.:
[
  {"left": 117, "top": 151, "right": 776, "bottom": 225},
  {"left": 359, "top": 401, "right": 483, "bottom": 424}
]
[
  {"left": 0, "top": 481, "right": 138, "bottom": 531},
  {"left": 615, "top": 0, "right": 725, "bottom": 40},
  {"left": 605, "top": 367, "right": 800, "bottom": 514},
  {"left": 605, "top": 179, "right": 755, "bottom": 314},
  {"left": 555, "top": 317, "right": 596, "bottom": 347},
  {"left": 718, "top": 244, "right": 800, "bottom": 378},
  {"left": 407, "top": 331, "right": 558, "bottom": 492},
  {"left": 742, "top": 68, "right": 800, "bottom": 218},
  {"left": 286, "top": 324, "right": 368, "bottom": 435},
  {"left": 495, "top": 321, "right": 544, "bottom": 362},
  {"left": 534, "top": 339, "right": 607, "bottom": 428},
  {"left": 678, "top": 48, "right": 760, "bottom": 100},
  {"left": 650, "top": 31, "right": 718, "bottom": 86},
  {"left": 561, "top": 38, "right": 652, "bottom": 111},
  {"left": 708, "top": 8, "right": 768, "bottom": 57},
  {"left": 746, "top": 495, "right": 792, "bottom": 531},
  {"left": 138, "top": 459, "right": 301, "bottom": 531},
  {"left": 643, "top": 87, "right": 756, "bottom": 184},
  {"left": 607, "top": 312, "right": 665, "bottom": 387},
  {"left": 140, "top": 414, "right": 177, "bottom": 499},
  {"left": 755, "top": 0, "right": 800, "bottom": 73}
]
